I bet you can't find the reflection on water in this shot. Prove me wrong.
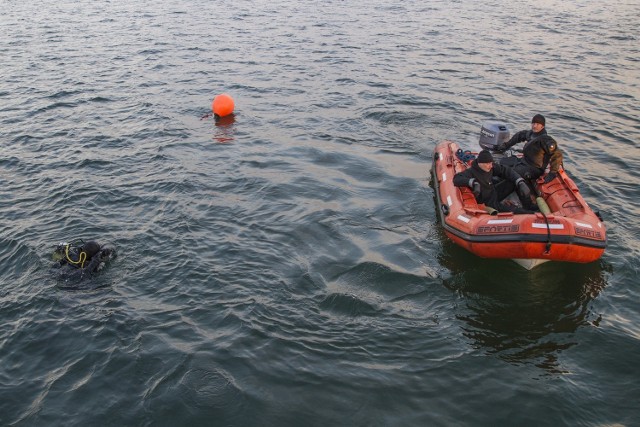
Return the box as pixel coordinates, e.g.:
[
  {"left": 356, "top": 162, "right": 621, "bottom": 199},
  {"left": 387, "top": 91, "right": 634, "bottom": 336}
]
[
  {"left": 430, "top": 177, "right": 613, "bottom": 373},
  {"left": 440, "top": 231, "right": 610, "bottom": 374},
  {"left": 213, "top": 114, "right": 236, "bottom": 143}
]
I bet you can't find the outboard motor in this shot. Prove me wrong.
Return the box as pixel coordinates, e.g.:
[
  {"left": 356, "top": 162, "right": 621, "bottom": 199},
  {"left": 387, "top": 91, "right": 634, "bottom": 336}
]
[{"left": 479, "top": 121, "right": 511, "bottom": 151}]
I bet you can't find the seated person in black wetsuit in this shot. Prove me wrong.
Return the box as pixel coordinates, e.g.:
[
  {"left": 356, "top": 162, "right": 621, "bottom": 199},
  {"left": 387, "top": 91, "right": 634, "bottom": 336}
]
[
  {"left": 453, "top": 150, "right": 534, "bottom": 214},
  {"left": 496, "top": 114, "right": 564, "bottom": 183},
  {"left": 51, "top": 240, "right": 116, "bottom": 280}
]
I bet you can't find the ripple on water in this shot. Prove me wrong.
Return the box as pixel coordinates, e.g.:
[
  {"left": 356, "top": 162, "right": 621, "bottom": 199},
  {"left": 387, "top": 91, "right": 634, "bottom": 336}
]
[{"left": 1, "top": 0, "right": 639, "bottom": 425}]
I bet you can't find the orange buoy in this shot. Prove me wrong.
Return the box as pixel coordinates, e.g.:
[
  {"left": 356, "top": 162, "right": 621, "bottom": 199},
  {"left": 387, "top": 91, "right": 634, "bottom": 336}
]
[{"left": 212, "top": 93, "right": 235, "bottom": 117}]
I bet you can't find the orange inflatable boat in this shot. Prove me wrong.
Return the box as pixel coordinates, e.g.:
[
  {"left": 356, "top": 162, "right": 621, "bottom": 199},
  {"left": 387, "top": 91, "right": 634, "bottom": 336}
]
[{"left": 431, "top": 137, "right": 606, "bottom": 269}]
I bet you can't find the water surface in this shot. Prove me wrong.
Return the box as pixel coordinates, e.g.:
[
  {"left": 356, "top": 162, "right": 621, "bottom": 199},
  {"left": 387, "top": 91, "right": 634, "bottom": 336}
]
[{"left": 1, "top": 1, "right": 639, "bottom": 426}]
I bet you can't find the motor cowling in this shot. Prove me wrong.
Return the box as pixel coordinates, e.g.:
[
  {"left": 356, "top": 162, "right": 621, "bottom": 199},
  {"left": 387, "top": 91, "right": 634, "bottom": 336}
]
[{"left": 479, "top": 121, "right": 511, "bottom": 151}]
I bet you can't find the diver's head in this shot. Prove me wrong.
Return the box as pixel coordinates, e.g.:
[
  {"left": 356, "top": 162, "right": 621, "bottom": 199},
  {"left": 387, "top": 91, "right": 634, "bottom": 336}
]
[
  {"left": 100, "top": 244, "right": 117, "bottom": 261},
  {"left": 82, "top": 241, "right": 101, "bottom": 258}
]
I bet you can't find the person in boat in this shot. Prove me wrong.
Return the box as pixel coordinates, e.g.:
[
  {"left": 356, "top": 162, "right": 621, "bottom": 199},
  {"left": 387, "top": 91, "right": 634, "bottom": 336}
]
[
  {"left": 501, "top": 113, "right": 548, "bottom": 147},
  {"left": 51, "top": 239, "right": 116, "bottom": 280},
  {"left": 453, "top": 149, "right": 534, "bottom": 214},
  {"left": 496, "top": 114, "right": 564, "bottom": 183}
]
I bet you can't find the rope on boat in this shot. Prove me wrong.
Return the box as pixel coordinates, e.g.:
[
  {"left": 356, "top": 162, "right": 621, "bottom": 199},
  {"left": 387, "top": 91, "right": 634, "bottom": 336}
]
[{"left": 541, "top": 211, "right": 552, "bottom": 254}]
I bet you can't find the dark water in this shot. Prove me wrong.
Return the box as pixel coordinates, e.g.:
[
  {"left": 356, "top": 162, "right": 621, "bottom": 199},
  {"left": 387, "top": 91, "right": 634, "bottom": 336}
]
[{"left": 2, "top": 1, "right": 639, "bottom": 426}]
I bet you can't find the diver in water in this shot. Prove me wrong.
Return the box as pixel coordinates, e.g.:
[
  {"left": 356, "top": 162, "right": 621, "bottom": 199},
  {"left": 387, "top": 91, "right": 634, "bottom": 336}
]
[{"left": 51, "top": 239, "right": 117, "bottom": 281}]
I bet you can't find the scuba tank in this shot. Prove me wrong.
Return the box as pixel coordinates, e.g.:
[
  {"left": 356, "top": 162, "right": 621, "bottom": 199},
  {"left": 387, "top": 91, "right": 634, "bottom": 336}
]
[
  {"left": 52, "top": 239, "right": 117, "bottom": 267},
  {"left": 52, "top": 239, "right": 87, "bottom": 267}
]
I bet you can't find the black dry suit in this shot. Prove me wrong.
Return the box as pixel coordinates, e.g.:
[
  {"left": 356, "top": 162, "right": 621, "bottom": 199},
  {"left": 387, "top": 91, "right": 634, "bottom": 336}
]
[
  {"left": 521, "top": 135, "right": 563, "bottom": 176},
  {"left": 500, "top": 129, "right": 563, "bottom": 180},
  {"left": 51, "top": 240, "right": 116, "bottom": 281},
  {"left": 453, "top": 160, "right": 527, "bottom": 213},
  {"left": 502, "top": 127, "right": 547, "bottom": 150}
]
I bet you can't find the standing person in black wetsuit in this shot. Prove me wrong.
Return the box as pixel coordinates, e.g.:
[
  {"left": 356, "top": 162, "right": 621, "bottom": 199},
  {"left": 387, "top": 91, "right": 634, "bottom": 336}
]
[
  {"left": 496, "top": 113, "right": 564, "bottom": 183},
  {"left": 453, "top": 150, "right": 534, "bottom": 214}
]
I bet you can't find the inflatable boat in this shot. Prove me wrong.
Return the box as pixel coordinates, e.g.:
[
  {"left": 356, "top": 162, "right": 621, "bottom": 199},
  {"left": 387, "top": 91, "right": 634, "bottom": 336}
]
[{"left": 430, "top": 122, "right": 607, "bottom": 269}]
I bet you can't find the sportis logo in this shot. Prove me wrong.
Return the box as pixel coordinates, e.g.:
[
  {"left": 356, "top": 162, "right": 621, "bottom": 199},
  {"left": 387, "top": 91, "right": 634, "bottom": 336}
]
[
  {"left": 477, "top": 224, "right": 520, "bottom": 234},
  {"left": 576, "top": 227, "right": 602, "bottom": 239}
]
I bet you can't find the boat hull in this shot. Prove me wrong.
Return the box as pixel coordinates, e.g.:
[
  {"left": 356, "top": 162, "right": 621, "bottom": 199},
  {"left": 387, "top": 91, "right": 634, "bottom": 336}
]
[{"left": 431, "top": 141, "right": 606, "bottom": 268}]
